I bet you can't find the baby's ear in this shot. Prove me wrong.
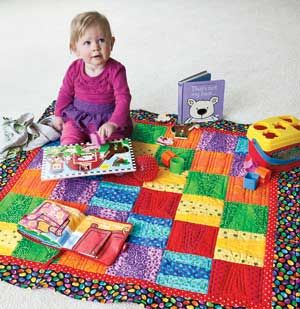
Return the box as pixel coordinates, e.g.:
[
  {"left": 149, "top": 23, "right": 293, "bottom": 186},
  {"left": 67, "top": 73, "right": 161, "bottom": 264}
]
[{"left": 111, "top": 36, "right": 115, "bottom": 50}]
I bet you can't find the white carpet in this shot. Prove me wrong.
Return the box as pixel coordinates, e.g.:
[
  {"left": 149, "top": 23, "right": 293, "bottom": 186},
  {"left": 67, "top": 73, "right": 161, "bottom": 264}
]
[{"left": 0, "top": 1, "right": 299, "bottom": 308}]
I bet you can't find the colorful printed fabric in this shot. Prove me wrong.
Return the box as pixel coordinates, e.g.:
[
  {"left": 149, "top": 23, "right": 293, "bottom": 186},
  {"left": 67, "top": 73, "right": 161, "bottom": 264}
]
[{"left": 0, "top": 107, "right": 299, "bottom": 309}]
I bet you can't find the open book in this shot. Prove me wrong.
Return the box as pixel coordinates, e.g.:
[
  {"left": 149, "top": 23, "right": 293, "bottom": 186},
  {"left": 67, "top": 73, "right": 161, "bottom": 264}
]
[
  {"left": 18, "top": 200, "right": 133, "bottom": 265},
  {"left": 41, "top": 138, "right": 136, "bottom": 180}
]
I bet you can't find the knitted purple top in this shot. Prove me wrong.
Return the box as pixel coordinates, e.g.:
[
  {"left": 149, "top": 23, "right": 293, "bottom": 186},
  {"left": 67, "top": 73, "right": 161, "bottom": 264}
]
[{"left": 55, "top": 58, "right": 131, "bottom": 127}]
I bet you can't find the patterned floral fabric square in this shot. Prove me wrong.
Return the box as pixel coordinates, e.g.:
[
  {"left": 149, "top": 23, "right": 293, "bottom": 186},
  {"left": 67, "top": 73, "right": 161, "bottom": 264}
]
[
  {"left": 107, "top": 243, "right": 163, "bottom": 281},
  {"left": 197, "top": 131, "right": 238, "bottom": 153}
]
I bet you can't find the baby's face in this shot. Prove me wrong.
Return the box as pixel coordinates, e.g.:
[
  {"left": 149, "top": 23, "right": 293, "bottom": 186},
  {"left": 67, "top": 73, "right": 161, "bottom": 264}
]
[{"left": 74, "top": 25, "right": 114, "bottom": 69}]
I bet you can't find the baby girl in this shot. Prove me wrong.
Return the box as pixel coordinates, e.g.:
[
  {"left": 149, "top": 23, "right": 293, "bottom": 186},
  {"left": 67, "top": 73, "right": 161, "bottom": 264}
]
[{"left": 54, "top": 11, "right": 132, "bottom": 145}]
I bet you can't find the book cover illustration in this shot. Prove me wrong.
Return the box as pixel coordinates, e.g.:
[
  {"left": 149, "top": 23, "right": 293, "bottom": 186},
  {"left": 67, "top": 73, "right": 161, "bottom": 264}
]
[
  {"left": 18, "top": 200, "right": 133, "bottom": 265},
  {"left": 178, "top": 77, "right": 225, "bottom": 124},
  {"left": 41, "top": 138, "right": 136, "bottom": 180}
]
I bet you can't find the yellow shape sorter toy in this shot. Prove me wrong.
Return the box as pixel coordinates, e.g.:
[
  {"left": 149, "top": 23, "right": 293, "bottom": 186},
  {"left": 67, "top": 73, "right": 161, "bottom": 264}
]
[{"left": 247, "top": 115, "right": 300, "bottom": 152}]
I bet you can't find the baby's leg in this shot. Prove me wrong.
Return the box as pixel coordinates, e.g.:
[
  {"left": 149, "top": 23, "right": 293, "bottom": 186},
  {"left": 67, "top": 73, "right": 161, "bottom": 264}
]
[{"left": 60, "top": 121, "right": 88, "bottom": 145}]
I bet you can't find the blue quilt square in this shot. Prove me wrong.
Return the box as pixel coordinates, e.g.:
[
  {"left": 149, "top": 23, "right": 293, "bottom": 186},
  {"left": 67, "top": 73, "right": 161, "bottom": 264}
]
[
  {"left": 156, "top": 250, "right": 212, "bottom": 294},
  {"left": 127, "top": 213, "right": 173, "bottom": 249}
]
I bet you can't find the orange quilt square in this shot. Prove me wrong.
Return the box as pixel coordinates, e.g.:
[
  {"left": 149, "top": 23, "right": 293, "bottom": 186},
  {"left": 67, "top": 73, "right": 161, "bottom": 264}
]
[
  {"left": 226, "top": 176, "right": 270, "bottom": 206},
  {"left": 57, "top": 251, "right": 107, "bottom": 273},
  {"left": 11, "top": 169, "right": 58, "bottom": 198},
  {"left": 191, "top": 150, "right": 234, "bottom": 175},
  {"left": 164, "top": 126, "right": 202, "bottom": 149}
]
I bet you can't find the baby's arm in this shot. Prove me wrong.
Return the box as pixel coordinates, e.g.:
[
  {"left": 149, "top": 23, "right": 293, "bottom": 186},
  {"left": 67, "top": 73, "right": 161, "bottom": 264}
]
[
  {"left": 54, "top": 62, "right": 76, "bottom": 118},
  {"left": 108, "top": 65, "right": 131, "bottom": 128}
]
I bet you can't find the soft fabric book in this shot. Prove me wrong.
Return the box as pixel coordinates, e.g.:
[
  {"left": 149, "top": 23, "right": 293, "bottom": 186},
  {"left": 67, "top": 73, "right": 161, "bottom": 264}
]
[
  {"left": 17, "top": 200, "right": 133, "bottom": 265},
  {"left": 178, "top": 71, "right": 225, "bottom": 124},
  {"left": 41, "top": 138, "right": 136, "bottom": 180}
]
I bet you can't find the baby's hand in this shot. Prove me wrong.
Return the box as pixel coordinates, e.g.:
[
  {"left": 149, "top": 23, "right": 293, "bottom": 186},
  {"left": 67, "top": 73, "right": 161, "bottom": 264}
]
[
  {"left": 98, "top": 122, "right": 117, "bottom": 140},
  {"left": 53, "top": 116, "right": 64, "bottom": 132}
]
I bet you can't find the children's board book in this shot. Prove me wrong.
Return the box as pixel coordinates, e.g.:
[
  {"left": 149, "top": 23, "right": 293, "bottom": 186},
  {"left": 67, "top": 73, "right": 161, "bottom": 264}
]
[
  {"left": 178, "top": 71, "right": 225, "bottom": 124},
  {"left": 18, "top": 200, "right": 133, "bottom": 265},
  {"left": 41, "top": 138, "right": 136, "bottom": 180}
]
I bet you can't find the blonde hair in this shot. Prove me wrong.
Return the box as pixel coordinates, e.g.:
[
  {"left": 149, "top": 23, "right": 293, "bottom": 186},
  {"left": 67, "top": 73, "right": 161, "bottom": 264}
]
[{"left": 69, "top": 11, "right": 113, "bottom": 51}]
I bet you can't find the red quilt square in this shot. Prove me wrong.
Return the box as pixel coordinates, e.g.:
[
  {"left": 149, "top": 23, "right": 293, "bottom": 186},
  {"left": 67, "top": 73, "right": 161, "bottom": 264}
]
[
  {"left": 103, "top": 173, "right": 143, "bottom": 187},
  {"left": 132, "top": 188, "right": 181, "bottom": 219},
  {"left": 167, "top": 221, "right": 218, "bottom": 257},
  {"left": 208, "top": 259, "right": 264, "bottom": 307}
]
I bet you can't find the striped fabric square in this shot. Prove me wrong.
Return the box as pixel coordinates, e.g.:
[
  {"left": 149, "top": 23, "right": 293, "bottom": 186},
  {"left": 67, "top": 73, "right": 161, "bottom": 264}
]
[
  {"left": 89, "top": 182, "right": 140, "bottom": 212},
  {"left": 127, "top": 213, "right": 172, "bottom": 249},
  {"left": 214, "top": 228, "right": 266, "bottom": 266},
  {"left": 167, "top": 221, "right": 219, "bottom": 258},
  {"left": 190, "top": 150, "right": 234, "bottom": 176},
  {"left": 175, "top": 194, "right": 224, "bottom": 227},
  {"left": 133, "top": 188, "right": 181, "bottom": 219},
  {"left": 156, "top": 250, "right": 212, "bottom": 294}
]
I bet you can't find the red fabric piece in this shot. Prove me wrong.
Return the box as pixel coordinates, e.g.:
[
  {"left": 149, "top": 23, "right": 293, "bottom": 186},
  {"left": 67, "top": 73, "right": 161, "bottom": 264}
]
[
  {"left": 103, "top": 173, "right": 143, "bottom": 186},
  {"left": 133, "top": 188, "right": 181, "bottom": 219},
  {"left": 167, "top": 221, "right": 219, "bottom": 257},
  {"left": 208, "top": 259, "right": 263, "bottom": 306}
]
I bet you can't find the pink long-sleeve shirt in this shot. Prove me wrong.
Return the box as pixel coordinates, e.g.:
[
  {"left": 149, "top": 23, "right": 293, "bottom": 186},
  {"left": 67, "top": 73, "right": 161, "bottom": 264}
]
[{"left": 55, "top": 58, "right": 131, "bottom": 128}]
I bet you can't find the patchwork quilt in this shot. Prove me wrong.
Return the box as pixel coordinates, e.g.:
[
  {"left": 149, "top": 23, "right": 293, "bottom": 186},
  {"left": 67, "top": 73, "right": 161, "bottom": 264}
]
[{"left": 0, "top": 105, "right": 298, "bottom": 309}]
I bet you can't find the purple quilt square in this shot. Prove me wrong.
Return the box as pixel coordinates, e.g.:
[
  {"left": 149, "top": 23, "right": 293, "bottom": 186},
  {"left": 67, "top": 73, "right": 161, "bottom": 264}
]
[
  {"left": 28, "top": 149, "right": 43, "bottom": 169},
  {"left": 50, "top": 178, "right": 99, "bottom": 204},
  {"left": 106, "top": 243, "right": 163, "bottom": 281},
  {"left": 230, "top": 153, "right": 247, "bottom": 177},
  {"left": 86, "top": 206, "right": 129, "bottom": 222},
  {"left": 197, "top": 131, "right": 238, "bottom": 153}
]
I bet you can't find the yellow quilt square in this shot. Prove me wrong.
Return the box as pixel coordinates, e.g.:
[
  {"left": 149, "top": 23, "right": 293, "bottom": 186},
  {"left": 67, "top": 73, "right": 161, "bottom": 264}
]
[
  {"left": 143, "top": 167, "right": 187, "bottom": 193},
  {"left": 175, "top": 194, "right": 224, "bottom": 227},
  {"left": 0, "top": 221, "right": 22, "bottom": 256},
  {"left": 214, "top": 228, "right": 266, "bottom": 266},
  {"left": 132, "top": 141, "right": 159, "bottom": 156}
]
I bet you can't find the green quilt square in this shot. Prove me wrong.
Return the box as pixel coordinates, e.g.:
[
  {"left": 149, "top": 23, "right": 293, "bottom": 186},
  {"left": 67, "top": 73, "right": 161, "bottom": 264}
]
[
  {"left": 220, "top": 201, "right": 269, "bottom": 234},
  {"left": 12, "top": 238, "right": 58, "bottom": 262},
  {"left": 132, "top": 123, "right": 167, "bottom": 144},
  {"left": 0, "top": 193, "right": 45, "bottom": 223},
  {"left": 155, "top": 146, "right": 195, "bottom": 170},
  {"left": 184, "top": 171, "right": 228, "bottom": 200}
]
